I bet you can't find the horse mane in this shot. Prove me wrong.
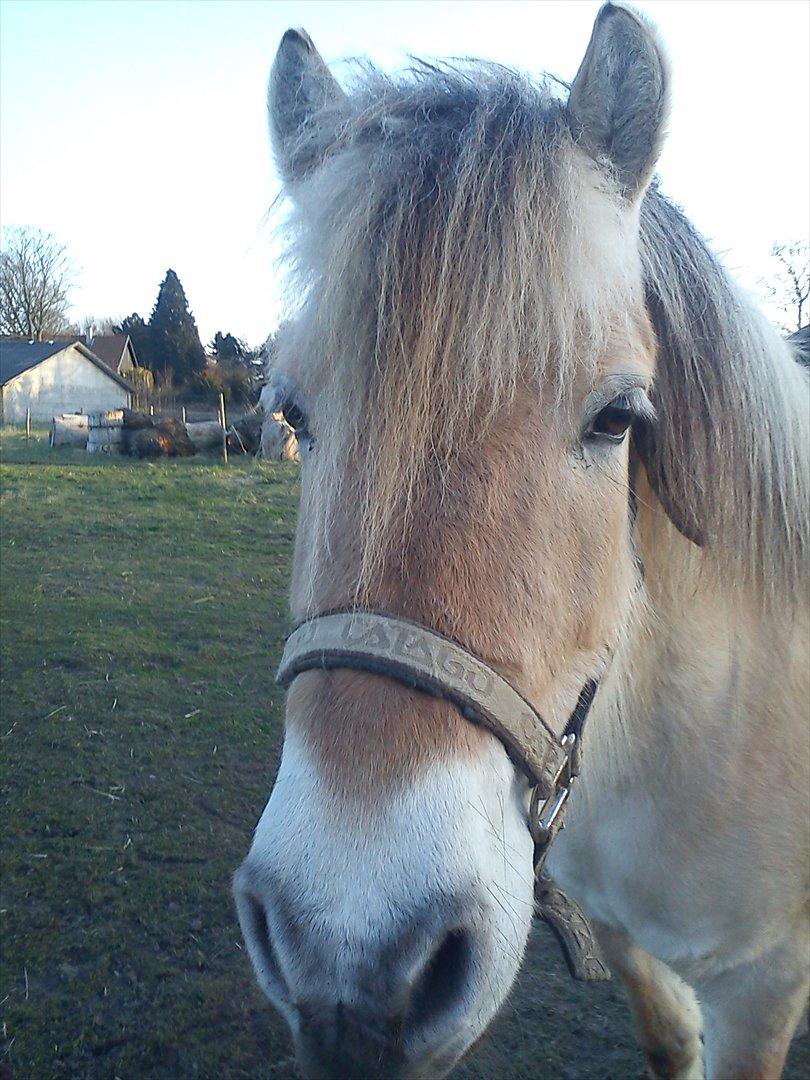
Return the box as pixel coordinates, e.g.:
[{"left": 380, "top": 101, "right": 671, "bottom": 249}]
[
  {"left": 639, "top": 186, "right": 809, "bottom": 604},
  {"left": 283, "top": 60, "right": 808, "bottom": 607},
  {"left": 285, "top": 63, "right": 641, "bottom": 597}
]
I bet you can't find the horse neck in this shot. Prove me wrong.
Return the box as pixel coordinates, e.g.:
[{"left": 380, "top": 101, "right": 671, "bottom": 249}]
[
  {"left": 589, "top": 468, "right": 805, "bottom": 785},
  {"left": 587, "top": 477, "right": 748, "bottom": 778}
]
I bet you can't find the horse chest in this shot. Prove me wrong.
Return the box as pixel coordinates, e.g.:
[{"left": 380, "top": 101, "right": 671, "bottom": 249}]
[{"left": 546, "top": 779, "right": 745, "bottom": 970}]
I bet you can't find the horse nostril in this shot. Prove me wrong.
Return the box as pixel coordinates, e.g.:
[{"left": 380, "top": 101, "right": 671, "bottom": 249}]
[
  {"left": 405, "top": 929, "right": 474, "bottom": 1035},
  {"left": 237, "top": 890, "right": 290, "bottom": 1003}
]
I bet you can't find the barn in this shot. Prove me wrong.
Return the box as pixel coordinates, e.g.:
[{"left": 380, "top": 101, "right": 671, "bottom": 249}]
[{"left": 0, "top": 339, "right": 133, "bottom": 423}]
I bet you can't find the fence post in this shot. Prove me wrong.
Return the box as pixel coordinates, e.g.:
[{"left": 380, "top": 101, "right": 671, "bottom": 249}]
[
  {"left": 219, "top": 392, "right": 228, "bottom": 464},
  {"left": 25, "top": 407, "right": 31, "bottom": 444}
]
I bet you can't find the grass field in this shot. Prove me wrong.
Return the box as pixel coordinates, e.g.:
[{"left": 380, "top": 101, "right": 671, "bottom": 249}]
[{"left": 1, "top": 429, "right": 807, "bottom": 1080}]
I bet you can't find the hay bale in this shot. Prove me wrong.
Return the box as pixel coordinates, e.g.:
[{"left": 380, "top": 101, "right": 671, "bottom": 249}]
[
  {"left": 122, "top": 408, "right": 154, "bottom": 430},
  {"left": 124, "top": 419, "right": 196, "bottom": 459},
  {"left": 50, "top": 414, "right": 88, "bottom": 448},
  {"left": 227, "top": 412, "right": 263, "bottom": 454},
  {"left": 280, "top": 431, "right": 300, "bottom": 462},
  {"left": 261, "top": 415, "right": 299, "bottom": 461},
  {"left": 87, "top": 410, "right": 125, "bottom": 455},
  {"left": 126, "top": 428, "right": 171, "bottom": 458},
  {"left": 186, "top": 420, "right": 223, "bottom": 450},
  {"left": 161, "top": 418, "right": 195, "bottom": 457}
]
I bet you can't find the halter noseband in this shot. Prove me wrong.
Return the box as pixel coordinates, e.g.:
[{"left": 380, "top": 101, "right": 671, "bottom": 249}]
[{"left": 276, "top": 610, "right": 611, "bottom": 981}]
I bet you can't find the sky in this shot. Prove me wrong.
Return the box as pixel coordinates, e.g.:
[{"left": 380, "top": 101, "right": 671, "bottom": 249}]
[{"left": 1, "top": 0, "right": 808, "bottom": 346}]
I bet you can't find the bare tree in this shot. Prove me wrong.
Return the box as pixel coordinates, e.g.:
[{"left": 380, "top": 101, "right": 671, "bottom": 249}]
[
  {"left": 69, "top": 314, "right": 120, "bottom": 339},
  {"left": 0, "top": 226, "right": 74, "bottom": 340},
  {"left": 763, "top": 241, "right": 809, "bottom": 333}
]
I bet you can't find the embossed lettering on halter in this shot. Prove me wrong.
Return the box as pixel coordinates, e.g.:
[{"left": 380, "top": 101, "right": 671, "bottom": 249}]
[{"left": 277, "top": 612, "right": 568, "bottom": 794}]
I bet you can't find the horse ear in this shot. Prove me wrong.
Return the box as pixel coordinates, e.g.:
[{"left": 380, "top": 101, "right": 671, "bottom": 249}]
[
  {"left": 631, "top": 420, "right": 705, "bottom": 547},
  {"left": 567, "top": 2, "right": 670, "bottom": 198},
  {"left": 269, "top": 28, "right": 347, "bottom": 183}
]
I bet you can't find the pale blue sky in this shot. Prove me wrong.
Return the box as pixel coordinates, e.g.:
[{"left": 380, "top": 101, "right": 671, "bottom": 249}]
[{"left": 1, "top": 0, "right": 808, "bottom": 345}]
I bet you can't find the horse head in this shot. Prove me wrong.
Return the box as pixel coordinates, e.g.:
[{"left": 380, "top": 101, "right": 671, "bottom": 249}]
[{"left": 235, "top": 4, "right": 669, "bottom": 1075}]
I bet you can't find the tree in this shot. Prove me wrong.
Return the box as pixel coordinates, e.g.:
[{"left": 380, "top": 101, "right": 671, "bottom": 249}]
[
  {"left": 197, "top": 361, "right": 255, "bottom": 404},
  {"left": 128, "top": 365, "right": 154, "bottom": 409},
  {"left": 763, "top": 241, "right": 809, "bottom": 333},
  {"left": 0, "top": 225, "right": 74, "bottom": 339},
  {"left": 147, "top": 269, "right": 206, "bottom": 383},
  {"left": 70, "top": 314, "right": 119, "bottom": 339},
  {"left": 210, "top": 330, "right": 247, "bottom": 363}
]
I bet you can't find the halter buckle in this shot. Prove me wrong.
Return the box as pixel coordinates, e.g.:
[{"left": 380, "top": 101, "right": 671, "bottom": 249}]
[{"left": 529, "top": 733, "right": 577, "bottom": 848}]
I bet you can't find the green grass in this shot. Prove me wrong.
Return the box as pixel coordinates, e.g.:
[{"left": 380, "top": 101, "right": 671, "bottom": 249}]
[{"left": 1, "top": 428, "right": 807, "bottom": 1079}]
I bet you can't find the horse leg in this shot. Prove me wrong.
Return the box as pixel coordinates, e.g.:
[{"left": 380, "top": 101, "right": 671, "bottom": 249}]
[
  {"left": 698, "top": 920, "right": 809, "bottom": 1080},
  {"left": 596, "top": 922, "right": 704, "bottom": 1079}
]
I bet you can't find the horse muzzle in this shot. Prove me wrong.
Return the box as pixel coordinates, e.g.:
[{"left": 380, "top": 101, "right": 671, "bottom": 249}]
[{"left": 234, "top": 857, "right": 498, "bottom": 1079}]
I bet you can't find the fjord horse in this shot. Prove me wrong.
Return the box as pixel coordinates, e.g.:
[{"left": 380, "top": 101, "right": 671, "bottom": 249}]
[{"left": 235, "top": 5, "right": 809, "bottom": 1077}]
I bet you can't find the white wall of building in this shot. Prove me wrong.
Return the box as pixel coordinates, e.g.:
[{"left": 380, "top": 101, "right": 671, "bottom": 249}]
[{"left": 1, "top": 345, "right": 131, "bottom": 422}]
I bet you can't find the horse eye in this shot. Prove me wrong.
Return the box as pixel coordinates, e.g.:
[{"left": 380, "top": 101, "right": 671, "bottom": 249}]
[{"left": 590, "top": 396, "right": 634, "bottom": 442}]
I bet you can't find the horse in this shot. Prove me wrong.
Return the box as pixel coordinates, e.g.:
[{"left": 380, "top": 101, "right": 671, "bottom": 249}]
[{"left": 233, "top": 4, "right": 810, "bottom": 1077}]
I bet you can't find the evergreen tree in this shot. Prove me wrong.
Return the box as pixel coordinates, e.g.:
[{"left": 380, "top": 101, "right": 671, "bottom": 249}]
[
  {"left": 147, "top": 269, "right": 206, "bottom": 383},
  {"left": 210, "top": 331, "right": 246, "bottom": 364}
]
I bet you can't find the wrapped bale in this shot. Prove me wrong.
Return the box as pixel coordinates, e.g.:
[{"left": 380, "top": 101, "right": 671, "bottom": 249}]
[
  {"left": 50, "top": 414, "right": 89, "bottom": 448},
  {"left": 87, "top": 410, "right": 124, "bottom": 454},
  {"left": 186, "top": 420, "right": 224, "bottom": 450},
  {"left": 261, "top": 415, "right": 299, "bottom": 462}
]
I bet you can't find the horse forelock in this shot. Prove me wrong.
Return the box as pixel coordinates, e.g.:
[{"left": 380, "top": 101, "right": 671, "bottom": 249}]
[{"left": 278, "top": 61, "right": 651, "bottom": 606}]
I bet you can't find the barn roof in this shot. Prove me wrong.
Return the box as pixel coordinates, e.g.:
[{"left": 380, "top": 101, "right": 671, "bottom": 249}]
[
  {"left": 0, "top": 339, "right": 68, "bottom": 384},
  {"left": 83, "top": 334, "right": 137, "bottom": 370},
  {"left": 0, "top": 339, "right": 133, "bottom": 390}
]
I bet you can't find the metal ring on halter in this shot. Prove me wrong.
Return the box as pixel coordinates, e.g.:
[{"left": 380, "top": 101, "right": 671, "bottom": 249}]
[{"left": 529, "top": 733, "right": 577, "bottom": 859}]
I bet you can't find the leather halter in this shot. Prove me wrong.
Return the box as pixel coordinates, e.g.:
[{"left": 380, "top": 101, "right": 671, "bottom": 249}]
[{"left": 277, "top": 610, "right": 611, "bottom": 981}]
